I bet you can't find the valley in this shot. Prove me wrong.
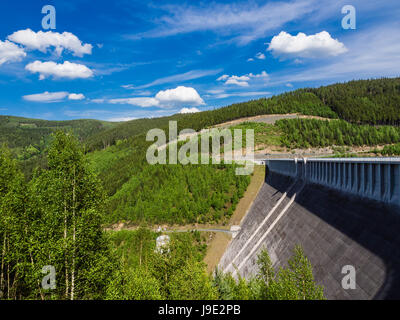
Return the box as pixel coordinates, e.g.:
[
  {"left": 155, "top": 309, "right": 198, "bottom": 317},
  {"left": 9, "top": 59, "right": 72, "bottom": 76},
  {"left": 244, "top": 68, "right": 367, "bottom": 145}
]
[{"left": 2, "top": 77, "right": 400, "bottom": 300}]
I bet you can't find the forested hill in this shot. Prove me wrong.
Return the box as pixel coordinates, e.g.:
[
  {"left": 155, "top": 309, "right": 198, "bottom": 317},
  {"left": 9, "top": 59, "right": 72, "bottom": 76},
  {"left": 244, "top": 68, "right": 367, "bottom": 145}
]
[
  {"left": 0, "top": 115, "right": 116, "bottom": 157},
  {"left": 1, "top": 78, "right": 399, "bottom": 299},
  {"left": 85, "top": 77, "right": 400, "bottom": 151},
  {"left": 306, "top": 77, "right": 400, "bottom": 125},
  {"left": 1, "top": 77, "right": 399, "bottom": 156}
]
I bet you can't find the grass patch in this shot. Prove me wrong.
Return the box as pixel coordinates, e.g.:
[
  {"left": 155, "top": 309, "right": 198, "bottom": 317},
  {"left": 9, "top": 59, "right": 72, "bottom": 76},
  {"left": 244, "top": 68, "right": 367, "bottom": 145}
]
[{"left": 229, "top": 122, "right": 283, "bottom": 149}]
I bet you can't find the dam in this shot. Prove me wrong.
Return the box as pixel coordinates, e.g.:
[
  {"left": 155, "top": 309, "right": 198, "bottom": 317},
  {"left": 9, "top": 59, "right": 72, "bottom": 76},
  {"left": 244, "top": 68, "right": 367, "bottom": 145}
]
[{"left": 219, "top": 157, "right": 400, "bottom": 299}]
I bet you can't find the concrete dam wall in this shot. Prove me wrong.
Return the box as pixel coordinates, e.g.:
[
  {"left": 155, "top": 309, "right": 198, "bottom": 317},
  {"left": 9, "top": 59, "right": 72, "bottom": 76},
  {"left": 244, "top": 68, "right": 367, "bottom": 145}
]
[{"left": 219, "top": 157, "right": 400, "bottom": 299}]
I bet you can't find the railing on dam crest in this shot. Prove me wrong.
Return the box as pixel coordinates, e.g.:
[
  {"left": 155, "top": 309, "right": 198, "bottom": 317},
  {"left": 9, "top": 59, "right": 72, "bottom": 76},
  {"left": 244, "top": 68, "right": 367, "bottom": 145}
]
[{"left": 265, "top": 158, "right": 400, "bottom": 208}]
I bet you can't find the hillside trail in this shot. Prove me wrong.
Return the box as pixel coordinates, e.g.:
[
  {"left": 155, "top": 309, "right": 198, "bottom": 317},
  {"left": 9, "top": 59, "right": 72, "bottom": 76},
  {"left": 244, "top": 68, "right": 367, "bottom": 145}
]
[
  {"left": 156, "top": 113, "right": 330, "bottom": 152},
  {"left": 211, "top": 113, "right": 332, "bottom": 128}
]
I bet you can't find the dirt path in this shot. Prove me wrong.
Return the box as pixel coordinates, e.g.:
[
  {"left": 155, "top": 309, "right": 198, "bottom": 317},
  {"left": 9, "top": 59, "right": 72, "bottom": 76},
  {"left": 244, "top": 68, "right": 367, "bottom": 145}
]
[
  {"left": 104, "top": 223, "right": 231, "bottom": 232},
  {"left": 211, "top": 113, "right": 331, "bottom": 128}
]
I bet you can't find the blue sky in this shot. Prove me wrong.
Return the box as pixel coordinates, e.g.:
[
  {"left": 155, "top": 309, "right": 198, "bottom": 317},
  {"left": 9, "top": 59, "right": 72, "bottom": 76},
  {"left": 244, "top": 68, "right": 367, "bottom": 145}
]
[{"left": 0, "top": 0, "right": 399, "bottom": 121}]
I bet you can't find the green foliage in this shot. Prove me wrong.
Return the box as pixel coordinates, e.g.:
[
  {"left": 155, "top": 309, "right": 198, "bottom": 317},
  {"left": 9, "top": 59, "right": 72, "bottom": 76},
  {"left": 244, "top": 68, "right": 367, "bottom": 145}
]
[
  {"left": 85, "top": 132, "right": 251, "bottom": 225},
  {"left": 0, "top": 115, "right": 115, "bottom": 154},
  {"left": 105, "top": 161, "right": 250, "bottom": 224},
  {"left": 309, "top": 77, "right": 400, "bottom": 125},
  {"left": 85, "top": 90, "right": 338, "bottom": 152},
  {"left": 107, "top": 229, "right": 217, "bottom": 300},
  {"left": 229, "top": 122, "right": 283, "bottom": 148},
  {"left": 1, "top": 135, "right": 324, "bottom": 300},
  {"left": 4, "top": 77, "right": 394, "bottom": 300},
  {"left": 81, "top": 77, "right": 400, "bottom": 153},
  {"left": 0, "top": 116, "right": 117, "bottom": 178},
  {"left": 213, "top": 246, "right": 325, "bottom": 300},
  {"left": 106, "top": 266, "right": 163, "bottom": 300},
  {"left": 277, "top": 119, "right": 400, "bottom": 148},
  {"left": 168, "top": 261, "right": 218, "bottom": 299},
  {"left": 0, "top": 133, "right": 116, "bottom": 300},
  {"left": 213, "top": 270, "right": 254, "bottom": 300},
  {"left": 266, "top": 246, "right": 325, "bottom": 300},
  {"left": 380, "top": 143, "right": 400, "bottom": 156},
  {"left": 0, "top": 145, "right": 27, "bottom": 299},
  {"left": 2, "top": 77, "right": 400, "bottom": 160}
]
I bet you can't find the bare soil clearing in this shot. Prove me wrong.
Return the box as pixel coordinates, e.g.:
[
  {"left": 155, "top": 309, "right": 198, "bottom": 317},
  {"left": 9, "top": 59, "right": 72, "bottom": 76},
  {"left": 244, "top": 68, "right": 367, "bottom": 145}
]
[
  {"left": 204, "top": 232, "right": 232, "bottom": 273},
  {"left": 211, "top": 113, "right": 331, "bottom": 128}
]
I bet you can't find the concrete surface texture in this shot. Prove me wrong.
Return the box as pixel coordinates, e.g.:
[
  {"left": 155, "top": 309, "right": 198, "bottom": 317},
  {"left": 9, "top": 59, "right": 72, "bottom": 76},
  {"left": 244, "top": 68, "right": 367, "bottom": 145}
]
[
  {"left": 219, "top": 158, "right": 400, "bottom": 299},
  {"left": 267, "top": 157, "right": 400, "bottom": 207}
]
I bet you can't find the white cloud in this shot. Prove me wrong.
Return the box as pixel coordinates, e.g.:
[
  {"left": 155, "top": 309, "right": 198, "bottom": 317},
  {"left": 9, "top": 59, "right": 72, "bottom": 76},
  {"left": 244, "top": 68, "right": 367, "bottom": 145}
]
[
  {"left": 68, "top": 93, "right": 85, "bottom": 100},
  {"left": 213, "top": 91, "right": 271, "bottom": 99},
  {"left": 255, "top": 52, "right": 266, "bottom": 60},
  {"left": 8, "top": 29, "right": 92, "bottom": 57},
  {"left": 179, "top": 107, "right": 200, "bottom": 114},
  {"left": 247, "top": 58, "right": 254, "bottom": 62},
  {"left": 207, "top": 89, "right": 225, "bottom": 94},
  {"left": 136, "top": 69, "right": 221, "bottom": 89},
  {"left": 25, "top": 61, "right": 93, "bottom": 80},
  {"left": 134, "top": 90, "right": 153, "bottom": 96},
  {"left": 217, "top": 74, "right": 229, "bottom": 81},
  {"left": 108, "top": 116, "right": 137, "bottom": 122},
  {"left": 130, "top": 0, "right": 316, "bottom": 44},
  {"left": 109, "top": 97, "right": 160, "bottom": 108},
  {"left": 230, "top": 75, "right": 250, "bottom": 81},
  {"left": 217, "top": 71, "right": 268, "bottom": 87},
  {"left": 0, "top": 40, "right": 26, "bottom": 65},
  {"left": 23, "top": 91, "right": 69, "bottom": 103},
  {"left": 225, "top": 78, "right": 249, "bottom": 87},
  {"left": 23, "top": 91, "right": 86, "bottom": 102},
  {"left": 268, "top": 31, "right": 348, "bottom": 59},
  {"left": 91, "top": 98, "right": 105, "bottom": 103},
  {"left": 121, "top": 84, "right": 135, "bottom": 89},
  {"left": 106, "top": 86, "right": 205, "bottom": 108},
  {"left": 248, "top": 71, "right": 269, "bottom": 78},
  {"left": 266, "top": 22, "right": 400, "bottom": 85},
  {"left": 156, "top": 86, "right": 205, "bottom": 106},
  {"left": 218, "top": 75, "right": 250, "bottom": 87}
]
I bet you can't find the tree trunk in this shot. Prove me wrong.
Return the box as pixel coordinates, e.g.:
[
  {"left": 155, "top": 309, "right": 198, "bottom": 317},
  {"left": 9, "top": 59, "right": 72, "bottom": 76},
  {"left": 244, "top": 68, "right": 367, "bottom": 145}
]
[
  {"left": 7, "top": 261, "right": 9, "bottom": 300},
  {"left": 11, "top": 268, "right": 18, "bottom": 300},
  {"left": 64, "top": 199, "right": 69, "bottom": 299},
  {"left": 139, "top": 240, "right": 142, "bottom": 266},
  {"left": 0, "top": 233, "right": 6, "bottom": 295},
  {"left": 71, "top": 166, "right": 76, "bottom": 301},
  {"left": 29, "top": 251, "right": 44, "bottom": 300}
]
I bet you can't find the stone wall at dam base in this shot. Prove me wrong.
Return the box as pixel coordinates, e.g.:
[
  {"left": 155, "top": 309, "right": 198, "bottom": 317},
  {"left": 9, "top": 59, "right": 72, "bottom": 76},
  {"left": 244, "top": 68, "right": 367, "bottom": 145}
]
[{"left": 219, "top": 157, "right": 400, "bottom": 299}]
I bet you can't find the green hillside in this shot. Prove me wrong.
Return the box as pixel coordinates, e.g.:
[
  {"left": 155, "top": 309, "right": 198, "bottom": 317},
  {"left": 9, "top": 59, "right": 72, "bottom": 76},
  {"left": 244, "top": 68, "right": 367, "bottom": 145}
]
[
  {"left": 308, "top": 77, "right": 400, "bottom": 124},
  {"left": 107, "top": 229, "right": 324, "bottom": 300},
  {"left": 2, "top": 77, "right": 400, "bottom": 158},
  {"left": 85, "top": 90, "right": 338, "bottom": 151},
  {"left": 85, "top": 77, "right": 400, "bottom": 152},
  {"left": 1, "top": 77, "right": 400, "bottom": 224},
  {"left": 0, "top": 115, "right": 116, "bottom": 158},
  {"left": 2, "top": 132, "right": 324, "bottom": 300},
  {"left": 2, "top": 77, "right": 398, "bottom": 300}
]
